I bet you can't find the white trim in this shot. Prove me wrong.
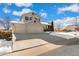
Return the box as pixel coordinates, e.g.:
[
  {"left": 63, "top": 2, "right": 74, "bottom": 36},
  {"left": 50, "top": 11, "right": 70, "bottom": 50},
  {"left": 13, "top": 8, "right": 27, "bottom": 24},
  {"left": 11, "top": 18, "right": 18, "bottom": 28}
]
[{"left": 40, "top": 22, "right": 51, "bottom": 25}]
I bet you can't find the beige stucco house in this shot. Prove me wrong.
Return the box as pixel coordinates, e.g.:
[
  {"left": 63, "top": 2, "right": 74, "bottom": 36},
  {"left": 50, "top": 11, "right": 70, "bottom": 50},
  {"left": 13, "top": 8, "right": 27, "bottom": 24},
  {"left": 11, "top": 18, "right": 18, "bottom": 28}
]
[{"left": 11, "top": 12, "right": 51, "bottom": 33}]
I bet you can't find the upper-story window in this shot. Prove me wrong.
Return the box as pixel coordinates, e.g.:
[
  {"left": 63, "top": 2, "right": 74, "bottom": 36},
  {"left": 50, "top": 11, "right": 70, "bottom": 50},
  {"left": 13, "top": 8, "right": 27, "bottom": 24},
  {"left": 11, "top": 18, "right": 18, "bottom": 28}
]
[
  {"left": 38, "top": 19, "right": 40, "bottom": 21},
  {"left": 34, "top": 20, "right": 36, "bottom": 23},
  {"left": 30, "top": 17, "right": 32, "bottom": 20},
  {"left": 25, "top": 16, "right": 29, "bottom": 20}
]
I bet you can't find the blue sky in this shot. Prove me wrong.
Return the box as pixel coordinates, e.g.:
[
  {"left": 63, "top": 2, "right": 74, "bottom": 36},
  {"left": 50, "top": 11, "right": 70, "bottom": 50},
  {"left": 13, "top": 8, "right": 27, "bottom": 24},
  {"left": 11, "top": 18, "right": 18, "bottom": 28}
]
[{"left": 0, "top": 3, "right": 79, "bottom": 23}]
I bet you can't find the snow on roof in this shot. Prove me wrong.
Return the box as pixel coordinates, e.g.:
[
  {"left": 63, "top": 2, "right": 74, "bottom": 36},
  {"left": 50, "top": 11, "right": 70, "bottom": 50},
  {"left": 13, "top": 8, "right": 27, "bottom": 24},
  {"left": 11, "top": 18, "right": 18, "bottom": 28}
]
[
  {"left": 10, "top": 21, "right": 24, "bottom": 24},
  {"left": 40, "top": 22, "right": 51, "bottom": 25},
  {"left": 10, "top": 21, "right": 51, "bottom": 25},
  {"left": 10, "top": 21, "right": 18, "bottom": 23}
]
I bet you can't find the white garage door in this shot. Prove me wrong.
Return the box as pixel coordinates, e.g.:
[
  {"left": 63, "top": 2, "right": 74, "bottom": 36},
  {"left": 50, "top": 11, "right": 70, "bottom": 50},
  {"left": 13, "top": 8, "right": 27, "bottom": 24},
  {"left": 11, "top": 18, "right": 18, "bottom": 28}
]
[
  {"left": 27, "top": 23, "right": 43, "bottom": 33},
  {"left": 13, "top": 23, "right": 26, "bottom": 33}
]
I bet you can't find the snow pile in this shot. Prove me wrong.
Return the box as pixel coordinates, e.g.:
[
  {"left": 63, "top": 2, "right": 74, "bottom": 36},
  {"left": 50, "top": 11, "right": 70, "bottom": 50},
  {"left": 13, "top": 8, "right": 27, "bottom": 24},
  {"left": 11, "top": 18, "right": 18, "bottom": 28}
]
[
  {"left": 50, "top": 32, "right": 76, "bottom": 39},
  {"left": 0, "top": 39, "right": 12, "bottom": 55}
]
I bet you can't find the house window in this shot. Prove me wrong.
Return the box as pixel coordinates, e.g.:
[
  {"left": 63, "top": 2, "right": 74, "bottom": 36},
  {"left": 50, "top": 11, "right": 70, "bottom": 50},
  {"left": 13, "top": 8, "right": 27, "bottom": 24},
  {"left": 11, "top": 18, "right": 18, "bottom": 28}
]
[
  {"left": 30, "top": 17, "right": 32, "bottom": 20},
  {"left": 25, "top": 16, "right": 29, "bottom": 20},
  {"left": 34, "top": 20, "right": 36, "bottom": 23},
  {"left": 38, "top": 19, "right": 40, "bottom": 21},
  {"left": 32, "top": 13, "right": 35, "bottom": 15}
]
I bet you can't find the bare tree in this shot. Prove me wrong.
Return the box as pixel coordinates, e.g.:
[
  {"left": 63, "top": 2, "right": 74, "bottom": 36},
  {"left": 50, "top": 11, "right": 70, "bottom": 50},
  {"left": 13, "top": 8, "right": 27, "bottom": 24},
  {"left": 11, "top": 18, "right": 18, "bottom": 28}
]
[
  {"left": 4, "top": 16, "right": 11, "bottom": 30},
  {"left": 0, "top": 16, "right": 12, "bottom": 30},
  {"left": 0, "top": 4, "right": 12, "bottom": 30}
]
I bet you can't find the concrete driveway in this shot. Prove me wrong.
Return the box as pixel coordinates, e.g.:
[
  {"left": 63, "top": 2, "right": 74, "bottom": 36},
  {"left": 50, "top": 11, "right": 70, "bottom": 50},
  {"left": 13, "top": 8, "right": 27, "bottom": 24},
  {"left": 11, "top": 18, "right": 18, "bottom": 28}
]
[{"left": 4, "top": 32, "right": 79, "bottom": 56}]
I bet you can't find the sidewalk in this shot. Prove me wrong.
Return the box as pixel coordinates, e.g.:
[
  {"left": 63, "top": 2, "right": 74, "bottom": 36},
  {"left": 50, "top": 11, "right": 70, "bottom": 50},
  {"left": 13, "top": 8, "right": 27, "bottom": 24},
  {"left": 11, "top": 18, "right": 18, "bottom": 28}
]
[
  {"left": 5, "top": 43, "right": 61, "bottom": 56},
  {"left": 13, "top": 39, "right": 48, "bottom": 51}
]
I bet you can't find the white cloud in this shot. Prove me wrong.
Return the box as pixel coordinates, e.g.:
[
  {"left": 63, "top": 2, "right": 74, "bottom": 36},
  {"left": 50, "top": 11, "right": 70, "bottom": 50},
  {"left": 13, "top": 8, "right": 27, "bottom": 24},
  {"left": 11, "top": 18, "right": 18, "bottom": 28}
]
[
  {"left": 40, "top": 12, "right": 47, "bottom": 18},
  {"left": 15, "top": 3, "right": 32, "bottom": 7},
  {"left": 54, "top": 19, "right": 63, "bottom": 29},
  {"left": 13, "top": 11, "right": 21, "bottom": 16},
  {"left": 58, "top": 4, "right": 79, "bottom": 13},
  {"left": 54, "top": 17, "right": 79, "bottom": 29},
  {"left": 40, "top": 9, "right": 47, "bottom": 18},
  {"left": 3, "top": 6, "right": 11, "bottom": 13},
  {"left": 13, "top": 8, "right": 32, "bottom": 16}
]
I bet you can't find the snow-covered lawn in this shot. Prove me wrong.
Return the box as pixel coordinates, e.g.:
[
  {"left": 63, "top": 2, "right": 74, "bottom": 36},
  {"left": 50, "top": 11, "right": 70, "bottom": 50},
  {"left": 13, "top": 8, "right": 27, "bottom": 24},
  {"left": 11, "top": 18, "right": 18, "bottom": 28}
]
[
  {"left": 0, "top": 39, "right": 12, "bottom": 55},
  {"left": 50, "top": 32, "right": 79, "bottom": 39}
]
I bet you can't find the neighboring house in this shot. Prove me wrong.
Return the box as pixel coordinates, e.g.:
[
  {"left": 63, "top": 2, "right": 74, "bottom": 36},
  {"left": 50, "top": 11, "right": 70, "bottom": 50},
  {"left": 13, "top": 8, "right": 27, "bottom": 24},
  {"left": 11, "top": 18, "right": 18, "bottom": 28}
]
[
  {"left": 10, "top": 12, "right": 54, "bottom": 33},
  {"left": 64, "top": 25, "right": 79, "bottom": 31}
]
